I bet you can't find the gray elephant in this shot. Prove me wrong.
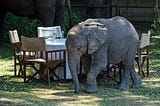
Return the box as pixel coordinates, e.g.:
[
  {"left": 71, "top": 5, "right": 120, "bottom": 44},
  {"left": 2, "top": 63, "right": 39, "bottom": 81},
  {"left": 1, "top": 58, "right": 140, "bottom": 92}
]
[
  {"left": 65, "top": 16, "right": 142, "bottom": 93},
  {"left": 0, "top": 0, "right": 69, "bottom": 47}
]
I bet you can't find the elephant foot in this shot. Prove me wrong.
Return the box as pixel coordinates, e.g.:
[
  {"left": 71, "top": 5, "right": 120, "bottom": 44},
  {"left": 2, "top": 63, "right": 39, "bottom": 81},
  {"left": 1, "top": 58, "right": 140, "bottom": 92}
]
[
  {"left": 74, "top": 84, "right": 80, "bottom": 93},
  {"left": 85, "top": 85, "right": 98, "bottom": 93},
  {"left": 119, "top": 81, "right": 129, "bottom": 91},
  {"left": 119, "top": 83, "right": 129, "bottom": 91},
  {"left": 119, "top": 78, "right": 129, "bottom": 91},
  {"left": 74, "top": 90, "right": 79, "bottom": 94},
  {"left": 131, "top": 79, "right": 142, "bottom": 88}
]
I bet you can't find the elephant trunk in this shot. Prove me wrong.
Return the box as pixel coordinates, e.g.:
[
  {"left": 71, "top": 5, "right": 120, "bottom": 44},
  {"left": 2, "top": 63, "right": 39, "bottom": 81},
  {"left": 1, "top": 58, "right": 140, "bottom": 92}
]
[{"left": 68, "top": 53, "right": 80, "bottom": 93}]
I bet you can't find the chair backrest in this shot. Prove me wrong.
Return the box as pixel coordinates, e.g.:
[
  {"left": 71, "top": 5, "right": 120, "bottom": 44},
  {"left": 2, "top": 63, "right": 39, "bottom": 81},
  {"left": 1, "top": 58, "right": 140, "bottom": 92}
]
[
  {"left": 21, "top": 36, "right": 46, "bottom": 51},
  {"left": 37, "top": 26, "right": 63, "bottom": 38},
  {"left": 9, "top": 30, "right": 20, "bottom": 44},
  {"left": 139, "top": 32, "right": 151, "bottom": 48}
]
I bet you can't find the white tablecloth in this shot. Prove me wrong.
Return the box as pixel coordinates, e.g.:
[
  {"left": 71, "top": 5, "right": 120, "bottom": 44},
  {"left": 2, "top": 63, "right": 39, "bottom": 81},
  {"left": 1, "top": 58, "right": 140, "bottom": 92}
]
[{"left": 45, "top": 38, "right": 72, "bottom": 79}]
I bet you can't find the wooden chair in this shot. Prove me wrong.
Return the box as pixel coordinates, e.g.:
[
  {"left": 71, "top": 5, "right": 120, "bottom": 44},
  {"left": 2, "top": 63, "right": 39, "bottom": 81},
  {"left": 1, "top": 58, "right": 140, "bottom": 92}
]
[
  {"left": 37, "top": 26, "right": 63, "bottom": 38},
  {"left": 135, "top": 32, "right": 150, "bottom": 77},
  {"left": 9, "top": 30, "right": 23, "bottom": 76},
  {"left": 21, "top": 36, "right": 66, "bottom": 85},
  {"left": 101, "top": 63, "right": 124, "bottom": 84}
]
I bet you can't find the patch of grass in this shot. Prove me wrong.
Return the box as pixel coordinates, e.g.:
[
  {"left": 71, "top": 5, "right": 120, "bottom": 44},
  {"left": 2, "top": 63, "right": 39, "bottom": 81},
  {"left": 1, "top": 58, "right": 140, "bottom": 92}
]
[{"left": 0, "top": 36, "right": 160, "bottom": 106}]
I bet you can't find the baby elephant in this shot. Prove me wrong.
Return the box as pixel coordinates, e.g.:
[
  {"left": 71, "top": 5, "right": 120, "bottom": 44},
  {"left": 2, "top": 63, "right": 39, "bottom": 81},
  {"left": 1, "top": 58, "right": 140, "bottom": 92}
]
[{"left": 65, "top": 16, "right": 142, "bottom": 93}]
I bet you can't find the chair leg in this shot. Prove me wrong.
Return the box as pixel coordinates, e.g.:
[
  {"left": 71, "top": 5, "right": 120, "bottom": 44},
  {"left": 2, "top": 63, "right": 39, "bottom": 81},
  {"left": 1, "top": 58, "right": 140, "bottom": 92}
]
[
  {"left": 26, "top": 71, "right": 38, "bottom": 83},
  {"left": 113, "top": 66, "right": 116, "bottom": 79},
  {"left": 31, "top": 64, "right": 49, "bottom": 83},
  {"left": 139, "top": 66, "right": 144, "bottom": 78},
  {"left": 49, "top": 67, "right": 64, "bottom": 83},
  {"left": 63, "top": 72, "right": 66, "bottom": 83},
  {"left": 14, "top": 59, "right": 17, "bottom": 76},
  {"left": 102, "top": 65, "right": 121, "bottom": 84},
  {"left": 63, "top": 62, "right": 66, "bottom": 83},
  {"left": 119, "top": 66, "right": 122, "bottom": 83},
  {"left": 47, "top": 67, "right": 51, "bottom": 85},
  {"left": 18, "top": 64, "right": 23, "bottom": 76},
  {"left": 23, "top": 65, "right": 26, "bottom": 83},
  {"left": 141, "top": 58, "right": 147, "bottom": 77},
  {"left": 17, "top": 56, "right": 23, "bottom": 76},
  {"left": 135, "top": 58, "right": 143, "bottom": 77},
  {"left": 147, "top": 58, "right": 149, "bottom": 77}
]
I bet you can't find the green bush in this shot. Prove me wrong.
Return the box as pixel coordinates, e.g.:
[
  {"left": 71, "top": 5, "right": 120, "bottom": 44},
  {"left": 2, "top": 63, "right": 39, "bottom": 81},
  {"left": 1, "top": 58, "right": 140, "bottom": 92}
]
[
  {"left": 3, "top": 12, "right": 42, "bottom": 43},
  {"left": 149, "top": 18, "right": 160, "bottom": 36},
  {"left": 148, "top": 3, "right": 160, "bottom": 36},
  {"left": 62, "top": 11, "right": 84, "bottom": 36},
  {"left": 3, "top": 11, "right": 84, "bottom": 43}
]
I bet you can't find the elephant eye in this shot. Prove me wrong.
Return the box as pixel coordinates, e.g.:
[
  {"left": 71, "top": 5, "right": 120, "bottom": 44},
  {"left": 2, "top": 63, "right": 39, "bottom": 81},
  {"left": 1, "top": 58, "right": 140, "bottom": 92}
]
[{"left": 77, "top": 47, "right": 81, "bottom": 51}]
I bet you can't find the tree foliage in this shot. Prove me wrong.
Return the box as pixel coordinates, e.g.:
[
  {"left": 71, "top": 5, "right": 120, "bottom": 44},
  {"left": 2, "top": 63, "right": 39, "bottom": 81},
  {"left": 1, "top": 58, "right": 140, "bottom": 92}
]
[
  {"left": 3, "top": 11, "right": 83, "bottom": 43},
  {"left": 3, "top": 12, "right": 42, "bottom": 43}
]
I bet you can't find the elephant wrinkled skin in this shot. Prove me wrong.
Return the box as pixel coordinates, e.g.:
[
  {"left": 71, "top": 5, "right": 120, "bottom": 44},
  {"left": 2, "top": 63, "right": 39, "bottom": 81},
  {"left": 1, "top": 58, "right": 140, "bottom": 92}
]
[{"left": 65, "top": 16, "right": 142, "bottom": 93}]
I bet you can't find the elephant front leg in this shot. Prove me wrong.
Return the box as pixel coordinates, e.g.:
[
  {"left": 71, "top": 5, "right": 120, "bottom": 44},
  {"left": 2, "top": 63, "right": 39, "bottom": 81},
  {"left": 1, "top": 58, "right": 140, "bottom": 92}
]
[
  {"left": 86, "top": 70, "right": 98, "bottom": 93},
  {"left": 85, "top": 53, "right": 107, "bottom": 93},
  {"left": 119, "top": 67, "right": 131, "bottom": 90}
]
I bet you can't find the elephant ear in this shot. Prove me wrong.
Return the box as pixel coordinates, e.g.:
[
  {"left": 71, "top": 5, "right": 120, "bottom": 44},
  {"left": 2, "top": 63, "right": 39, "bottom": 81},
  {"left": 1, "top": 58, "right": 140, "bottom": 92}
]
[{"left": 85, "top": 22, "right": 109, "bottom": 54}]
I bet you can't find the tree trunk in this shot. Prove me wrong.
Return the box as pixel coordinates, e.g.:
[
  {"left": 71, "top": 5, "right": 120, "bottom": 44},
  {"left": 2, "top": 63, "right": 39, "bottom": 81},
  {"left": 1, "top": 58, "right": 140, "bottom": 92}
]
[
  {"left": 88, "top": 0, "right": 106, "bottom": 18},
  {"left": 155, "top": 0, "right": 160, "bottom": 18},
  {"left": 0, "top": 4, "right": 6, "bottom": 48}
]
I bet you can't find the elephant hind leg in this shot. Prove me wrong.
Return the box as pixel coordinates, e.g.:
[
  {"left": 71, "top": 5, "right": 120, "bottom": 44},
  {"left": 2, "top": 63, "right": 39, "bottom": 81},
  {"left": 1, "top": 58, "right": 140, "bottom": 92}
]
[
  {"left": 119, "top": 66, "right": 142, "bottom": 90},
  {"left": 130, "top": 68, "right": 142, "bottom": 88},
  {"left": 119, "top": 43, "right": 142, "bottom": 90}
]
